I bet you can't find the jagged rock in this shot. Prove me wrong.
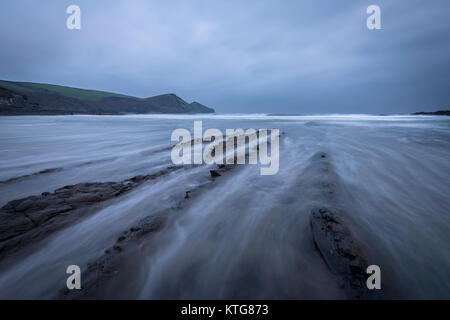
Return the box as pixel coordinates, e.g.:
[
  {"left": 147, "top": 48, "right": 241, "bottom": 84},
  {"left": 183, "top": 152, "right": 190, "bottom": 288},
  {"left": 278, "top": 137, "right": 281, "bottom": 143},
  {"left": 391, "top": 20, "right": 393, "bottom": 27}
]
[
  {"left": 0, "top": 166, "right": 182, "bottom": 260},
  {"left": 63, "top": 162, "right": 240, "bottom": 299},
  {"left": 210, "top": 170, "right": 221, "bottom": 177},
  {"left": 310, "top": 207, "right": 381, "bottom": 299}
]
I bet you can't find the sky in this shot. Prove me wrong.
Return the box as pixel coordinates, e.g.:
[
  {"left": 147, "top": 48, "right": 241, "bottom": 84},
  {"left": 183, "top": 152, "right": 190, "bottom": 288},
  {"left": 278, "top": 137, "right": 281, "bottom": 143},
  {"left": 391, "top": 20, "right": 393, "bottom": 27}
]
[{"left": 0, "top": 0, "right": 449, "bottom": 114}]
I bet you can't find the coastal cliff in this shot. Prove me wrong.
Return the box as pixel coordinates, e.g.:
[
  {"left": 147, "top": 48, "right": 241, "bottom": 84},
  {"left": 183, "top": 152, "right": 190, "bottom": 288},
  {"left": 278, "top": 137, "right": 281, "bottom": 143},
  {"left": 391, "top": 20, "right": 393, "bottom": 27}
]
[{"left": 0, "top": 80, "right": 215, "bottom": 115}]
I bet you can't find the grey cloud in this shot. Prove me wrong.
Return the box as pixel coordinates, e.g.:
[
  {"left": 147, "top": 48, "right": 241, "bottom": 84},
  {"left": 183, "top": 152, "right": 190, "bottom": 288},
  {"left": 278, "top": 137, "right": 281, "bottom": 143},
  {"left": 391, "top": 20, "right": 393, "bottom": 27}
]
[{"left": 0, "top": 0, "right": 449, "bottom": 113}]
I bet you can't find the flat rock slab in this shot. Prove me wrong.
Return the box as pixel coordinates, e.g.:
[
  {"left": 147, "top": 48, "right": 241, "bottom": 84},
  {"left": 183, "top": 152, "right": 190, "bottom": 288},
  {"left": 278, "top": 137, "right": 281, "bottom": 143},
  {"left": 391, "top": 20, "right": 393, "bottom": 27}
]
[
  {"left": 310, "top": 207, "right": 382, "bottom": 299},
  {"left": 0, "top": 166, "right": 183, "bottom": 260},
  {"left": 62, "top": 162, "right": 239, "bottom": 299}
]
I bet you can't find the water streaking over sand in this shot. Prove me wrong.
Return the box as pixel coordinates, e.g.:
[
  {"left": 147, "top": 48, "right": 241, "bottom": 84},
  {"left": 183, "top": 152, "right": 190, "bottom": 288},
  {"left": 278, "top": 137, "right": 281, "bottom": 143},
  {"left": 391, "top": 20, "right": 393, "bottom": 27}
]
[{"left": 0, "top": 114, "right": 449, "bottom": 299}]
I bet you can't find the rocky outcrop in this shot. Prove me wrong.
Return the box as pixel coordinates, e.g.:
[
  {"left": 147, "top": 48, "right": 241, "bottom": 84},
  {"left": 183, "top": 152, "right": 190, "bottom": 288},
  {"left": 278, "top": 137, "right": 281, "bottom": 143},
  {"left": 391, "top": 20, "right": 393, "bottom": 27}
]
[
  {"left": 0, "top": 166, "right": 183, "bottom": 260},
  {"left": 62, "top": 163, "right": 238, "bottom": 299},
  {"left": 310, "top": 207, "right": 381, "bottom": 299},
  {"left": 412, "top": 110, "right": 450, "bottom": 116},
  {"left": 304, "top": 151, "right": 385, "bottom": 299},
  {"left": 0, "top": 129, "right": 266, "bottom": 261}
]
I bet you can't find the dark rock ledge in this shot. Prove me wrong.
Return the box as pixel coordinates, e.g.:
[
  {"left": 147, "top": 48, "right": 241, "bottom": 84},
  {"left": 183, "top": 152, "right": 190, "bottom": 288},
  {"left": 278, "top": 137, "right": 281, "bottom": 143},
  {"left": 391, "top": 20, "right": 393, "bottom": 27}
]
[
  {"left": 305, "top": 151, "right": 386, "bottom": 299},
  {"left": 62, "top": 163, "right": 238, "bottom": 299},
  {"left": 0, "top": 131, "right": 271, "bottom": 262},
  {"left": 0, "top": 165, "right": 185, "bottom": 260},
  {"left": 60, "top": 130, "right": 273, "bottom": 298},
  {"left": 310, "top": 207, "right": 382, "bottom": 299}
]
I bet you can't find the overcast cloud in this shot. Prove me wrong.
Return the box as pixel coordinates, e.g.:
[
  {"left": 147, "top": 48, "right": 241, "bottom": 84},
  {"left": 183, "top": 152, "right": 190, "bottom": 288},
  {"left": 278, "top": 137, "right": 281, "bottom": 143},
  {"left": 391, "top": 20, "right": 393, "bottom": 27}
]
[{"left": 1, "top": 0, "right": 449, "bottom": 113}]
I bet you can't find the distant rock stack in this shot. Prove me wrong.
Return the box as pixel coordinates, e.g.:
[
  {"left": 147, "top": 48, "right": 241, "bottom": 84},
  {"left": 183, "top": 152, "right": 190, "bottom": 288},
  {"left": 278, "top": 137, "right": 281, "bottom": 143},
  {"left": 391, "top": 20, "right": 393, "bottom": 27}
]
[{"left": 412, "top": 110, "right": 450, "bottom": 116}]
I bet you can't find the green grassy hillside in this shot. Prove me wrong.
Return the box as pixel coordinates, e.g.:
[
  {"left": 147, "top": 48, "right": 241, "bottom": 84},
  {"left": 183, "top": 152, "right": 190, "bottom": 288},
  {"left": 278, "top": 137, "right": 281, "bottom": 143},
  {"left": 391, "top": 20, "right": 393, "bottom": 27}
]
[
  {"left": 0, "top": 80, "right": 215, "bottom": 115},
  {"left": 0, "top": 80, "right": 128, "bottom": 101}
]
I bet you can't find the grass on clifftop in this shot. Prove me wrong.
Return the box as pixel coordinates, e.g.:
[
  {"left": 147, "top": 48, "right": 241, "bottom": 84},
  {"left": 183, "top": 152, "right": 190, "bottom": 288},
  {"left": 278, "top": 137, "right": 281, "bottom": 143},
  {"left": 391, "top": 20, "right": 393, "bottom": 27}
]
[{"left": 0, "top": 80, "right": 129, "bottom": 101}]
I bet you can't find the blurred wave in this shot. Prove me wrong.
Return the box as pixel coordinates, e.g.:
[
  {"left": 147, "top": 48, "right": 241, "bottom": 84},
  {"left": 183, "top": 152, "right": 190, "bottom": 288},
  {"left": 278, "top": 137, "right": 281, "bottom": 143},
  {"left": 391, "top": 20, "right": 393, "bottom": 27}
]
[{"left": 0, "top": 114, "right": 449, "bottom": 299}]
